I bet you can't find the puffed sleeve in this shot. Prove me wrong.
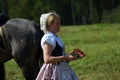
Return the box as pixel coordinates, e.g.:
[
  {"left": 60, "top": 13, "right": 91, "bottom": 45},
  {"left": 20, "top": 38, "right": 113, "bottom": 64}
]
[{"left": 41, "top": 34, "right": 56, "bottom": 49}]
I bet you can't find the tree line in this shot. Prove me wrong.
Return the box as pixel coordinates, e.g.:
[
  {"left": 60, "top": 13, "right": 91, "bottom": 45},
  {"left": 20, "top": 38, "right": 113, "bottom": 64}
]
[{"left": 0, "top": 0, "right": 120, "bottom": 25}]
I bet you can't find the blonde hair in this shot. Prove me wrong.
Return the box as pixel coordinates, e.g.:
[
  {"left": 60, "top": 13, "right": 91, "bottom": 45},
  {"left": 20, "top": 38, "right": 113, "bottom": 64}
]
[
  {"left": 40, "top": 11, "right": 59, "bottom": 33},
  {"left": 47, "top": 14, "right": 55, "bottom": 26}
]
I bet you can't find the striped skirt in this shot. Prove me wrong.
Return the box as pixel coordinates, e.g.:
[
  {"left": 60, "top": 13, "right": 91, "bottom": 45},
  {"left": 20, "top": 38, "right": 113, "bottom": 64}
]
[{"left": 36, "top": 62, "right": 78, "bottom": 80}]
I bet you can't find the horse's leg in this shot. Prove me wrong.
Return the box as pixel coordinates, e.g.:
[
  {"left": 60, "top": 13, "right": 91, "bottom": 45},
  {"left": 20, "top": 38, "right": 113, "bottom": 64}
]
[
  {"left": 19, "top": 56, "right": 40, "bottom": 80},
  {"left": 11, "top": 43, "right": 40, "bottom": 80},
  {"left": 0, "top": 64, "right": 5, "bottom": 80},
  {"left": 14, "top": 53, "right": 40, "bottom": 80}
]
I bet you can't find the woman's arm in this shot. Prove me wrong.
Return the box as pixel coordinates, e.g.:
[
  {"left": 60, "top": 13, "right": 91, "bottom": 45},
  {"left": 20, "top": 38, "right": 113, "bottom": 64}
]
[{"left": 43, "top": 42, "right": 76, "bottom": 64}]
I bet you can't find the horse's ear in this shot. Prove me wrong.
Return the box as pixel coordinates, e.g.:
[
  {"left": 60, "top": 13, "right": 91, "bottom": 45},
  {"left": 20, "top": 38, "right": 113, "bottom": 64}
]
[{"left": 0, "top": 13, "right": 9, "bottom": 26}]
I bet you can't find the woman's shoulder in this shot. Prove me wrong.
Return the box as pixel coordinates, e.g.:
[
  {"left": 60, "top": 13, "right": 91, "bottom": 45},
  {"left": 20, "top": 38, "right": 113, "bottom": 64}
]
[
  {"left": 41, "top": 32, "right": 56, "bottom": 43},
  {"left": 41, "top": 33, "right": 56, "bottom": 48},
  {"left": 42, "top": 33, "right": 55, "bottom": 39}
]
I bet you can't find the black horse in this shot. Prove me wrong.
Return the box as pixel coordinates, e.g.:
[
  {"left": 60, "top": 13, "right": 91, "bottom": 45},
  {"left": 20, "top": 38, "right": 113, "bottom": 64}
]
[{"left": 0, "top": 15, "right": 44, "bottom": 80}]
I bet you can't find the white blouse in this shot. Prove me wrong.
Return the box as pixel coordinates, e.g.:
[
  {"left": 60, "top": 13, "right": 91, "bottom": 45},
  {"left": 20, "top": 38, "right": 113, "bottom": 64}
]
[{"left": 41, "top": 32, "right": 65, "bottom": 55}]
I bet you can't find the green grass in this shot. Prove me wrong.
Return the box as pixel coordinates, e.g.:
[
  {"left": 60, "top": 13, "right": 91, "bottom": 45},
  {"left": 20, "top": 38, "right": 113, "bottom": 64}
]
[
  {"left": 5, "top": 24, "right": 120, "bottom": 80},
  {"left": 5, "top": 59, "right": 24, "bottom": 80}
]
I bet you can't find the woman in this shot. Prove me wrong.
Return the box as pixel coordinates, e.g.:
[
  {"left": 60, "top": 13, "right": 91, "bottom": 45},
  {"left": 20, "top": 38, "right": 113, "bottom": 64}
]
[{"left": 36, "top": 11, "right": 78, "bottom": 80}]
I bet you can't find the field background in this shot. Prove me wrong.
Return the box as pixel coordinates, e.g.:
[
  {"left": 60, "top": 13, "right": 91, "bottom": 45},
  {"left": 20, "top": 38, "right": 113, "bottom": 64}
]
[{"left": 5, "top": 24, "right": 120, "bottom": 80}]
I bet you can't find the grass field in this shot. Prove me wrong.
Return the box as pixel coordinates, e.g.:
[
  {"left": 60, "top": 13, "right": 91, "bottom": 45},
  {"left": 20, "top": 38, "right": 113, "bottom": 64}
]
[{"left": 5, "top": 24, "right": 120, "bottom": 80}]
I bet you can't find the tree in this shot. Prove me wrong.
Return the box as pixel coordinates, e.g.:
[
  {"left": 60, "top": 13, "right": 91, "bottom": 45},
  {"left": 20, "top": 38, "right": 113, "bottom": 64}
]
[{"left": 0, "top": 0, "right": 8, "bottom": 15}]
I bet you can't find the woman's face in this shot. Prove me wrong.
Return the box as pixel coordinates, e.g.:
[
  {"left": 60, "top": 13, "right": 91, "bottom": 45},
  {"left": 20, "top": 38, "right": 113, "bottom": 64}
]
[{"left": 50, "top": 17, "right": 60, "bottom": 33}]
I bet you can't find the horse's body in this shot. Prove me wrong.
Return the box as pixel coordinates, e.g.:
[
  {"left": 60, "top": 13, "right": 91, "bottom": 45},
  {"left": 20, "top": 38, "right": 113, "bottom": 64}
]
[{"left": 0, "top": 18, "right": 44, "bottom": 80}]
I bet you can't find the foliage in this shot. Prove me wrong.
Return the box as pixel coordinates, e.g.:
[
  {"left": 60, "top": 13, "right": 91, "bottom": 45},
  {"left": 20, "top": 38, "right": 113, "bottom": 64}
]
[
  {"left": 1, "top": 0, "right": 120, "bottom": 25},
  {"left": 5, "top": 24, "right": 120, "bottom": 80}
]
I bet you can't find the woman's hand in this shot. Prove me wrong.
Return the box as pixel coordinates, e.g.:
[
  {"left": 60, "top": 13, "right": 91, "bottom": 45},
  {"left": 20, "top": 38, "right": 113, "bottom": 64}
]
[{"left": 65, "top": 54, "right": 78, "bottom": 62}]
